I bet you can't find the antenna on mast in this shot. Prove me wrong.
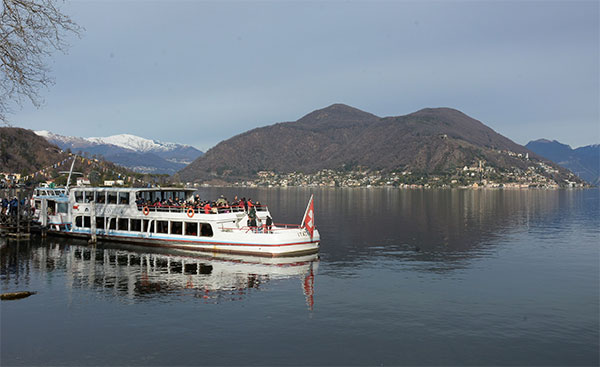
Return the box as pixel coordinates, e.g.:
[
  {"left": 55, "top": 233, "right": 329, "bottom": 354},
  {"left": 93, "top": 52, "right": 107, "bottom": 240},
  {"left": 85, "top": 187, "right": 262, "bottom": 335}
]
[{"left": 59, "top": 157, "right": 83, "bottom": 193}]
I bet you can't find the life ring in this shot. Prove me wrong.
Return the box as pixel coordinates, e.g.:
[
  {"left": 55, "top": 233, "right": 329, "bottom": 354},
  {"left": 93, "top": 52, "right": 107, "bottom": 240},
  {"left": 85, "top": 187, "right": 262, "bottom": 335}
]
[
  {"left": 187, "top": 207, "right": 195, "bottom": 218},
  {"left": 143, "top": 206, "right": 150, "bottom": 216}
]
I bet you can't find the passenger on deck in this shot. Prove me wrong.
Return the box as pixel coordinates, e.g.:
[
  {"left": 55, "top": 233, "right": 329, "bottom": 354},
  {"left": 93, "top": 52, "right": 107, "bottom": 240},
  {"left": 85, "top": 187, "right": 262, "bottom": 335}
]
[
  {"left": 216, "top": 195, "right": 227, "bottom": 207},
  {"left": 248, "top": 206, "right": 257, "bottom": 231},
  {"left": 203, "top": 202, "right": 211, "bottom": 214}
]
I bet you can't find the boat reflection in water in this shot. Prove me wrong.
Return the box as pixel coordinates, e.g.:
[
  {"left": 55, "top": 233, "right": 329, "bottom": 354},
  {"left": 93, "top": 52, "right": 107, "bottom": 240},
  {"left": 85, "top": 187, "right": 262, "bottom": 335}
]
[{"left": 28, "top": 240, "right": 318, "bottom": 309}]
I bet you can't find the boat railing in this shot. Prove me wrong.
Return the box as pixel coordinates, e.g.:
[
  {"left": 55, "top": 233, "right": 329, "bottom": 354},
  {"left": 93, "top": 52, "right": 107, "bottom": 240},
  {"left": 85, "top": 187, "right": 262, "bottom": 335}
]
[
  {"left": 136, "top": 204, "right": 267, "bottom": 215},
  {"left": 220, "top": 223, "right": 303, "bottom": 234}
]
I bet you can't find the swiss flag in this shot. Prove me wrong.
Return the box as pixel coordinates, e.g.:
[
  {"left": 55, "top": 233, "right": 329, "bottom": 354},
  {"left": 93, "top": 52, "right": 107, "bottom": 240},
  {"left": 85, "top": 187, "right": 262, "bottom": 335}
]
[{"left": 302, "top": 195, "right": 315, "bottom": 239}]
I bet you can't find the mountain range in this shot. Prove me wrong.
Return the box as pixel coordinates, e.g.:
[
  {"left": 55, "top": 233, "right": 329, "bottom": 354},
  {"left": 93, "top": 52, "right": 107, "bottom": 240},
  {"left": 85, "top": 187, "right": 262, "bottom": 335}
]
[
  {"left": 179, "top": 104, "right": 572, "bottom": 182},
  {"left": 35, "top": 131, "right": 203, "bottom": 175},
  {"left": 1, "top": 127, "right": 145, "bottom": 187},
  {"left": 526, "top": 139, "right": 599, "bottom": 185}
]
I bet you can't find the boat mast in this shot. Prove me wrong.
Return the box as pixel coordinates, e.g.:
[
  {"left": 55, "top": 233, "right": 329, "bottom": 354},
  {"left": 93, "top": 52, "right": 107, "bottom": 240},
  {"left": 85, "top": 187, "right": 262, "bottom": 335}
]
[
  {"left": 60, "top": 157, "right": 82, "bottom": 194},
  {"left": 65, "top": 158, "right": 76, "bottom": 193}
]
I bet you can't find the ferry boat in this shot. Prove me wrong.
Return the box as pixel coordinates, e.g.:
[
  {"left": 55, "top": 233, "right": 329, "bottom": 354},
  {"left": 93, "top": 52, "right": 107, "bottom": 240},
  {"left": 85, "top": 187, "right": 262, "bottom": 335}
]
[{"left": 32, "top": 186, "right": 320, "bottom": 257}]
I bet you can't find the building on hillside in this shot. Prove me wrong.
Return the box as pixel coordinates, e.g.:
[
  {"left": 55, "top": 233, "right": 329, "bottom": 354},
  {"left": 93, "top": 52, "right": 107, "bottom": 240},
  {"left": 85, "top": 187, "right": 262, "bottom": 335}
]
[
  {"left": 103, "top": 180, "right": 124, "bottom": 187},
  {"left": 77, "top": 177, "right": 91, "bottom": 186}
]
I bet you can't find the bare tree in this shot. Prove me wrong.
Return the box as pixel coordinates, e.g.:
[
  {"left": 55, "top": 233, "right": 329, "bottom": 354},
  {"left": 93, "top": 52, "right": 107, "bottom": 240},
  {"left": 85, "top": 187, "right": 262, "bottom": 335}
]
[{"left": 0, "top": 0, "right": 81, "bottom": 123}]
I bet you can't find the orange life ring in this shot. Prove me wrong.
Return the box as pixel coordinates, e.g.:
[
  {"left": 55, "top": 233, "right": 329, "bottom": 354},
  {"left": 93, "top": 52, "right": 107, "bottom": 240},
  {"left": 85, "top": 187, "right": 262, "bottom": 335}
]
[
  {"left": 187, "top": 207, "right": 195, "bottom": 218},
  {"left": 143, "top": 206, "right": 150, "bottom": 216}
]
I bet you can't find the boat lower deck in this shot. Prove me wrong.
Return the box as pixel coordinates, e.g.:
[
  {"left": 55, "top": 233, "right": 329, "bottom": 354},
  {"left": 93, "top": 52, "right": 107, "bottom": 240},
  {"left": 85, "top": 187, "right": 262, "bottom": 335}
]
[{"left": 46, "top": 229, "right": 320, "bottom": 257}]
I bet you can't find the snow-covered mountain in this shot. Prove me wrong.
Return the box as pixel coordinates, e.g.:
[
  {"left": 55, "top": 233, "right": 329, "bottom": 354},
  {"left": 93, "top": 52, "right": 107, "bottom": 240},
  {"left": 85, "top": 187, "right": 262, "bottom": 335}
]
[
  {"left": 86, "top": 134, "right": 182, "bottom": 153},
  {"left": 35, "top": 131, "right": 203, "bottom": 174}
]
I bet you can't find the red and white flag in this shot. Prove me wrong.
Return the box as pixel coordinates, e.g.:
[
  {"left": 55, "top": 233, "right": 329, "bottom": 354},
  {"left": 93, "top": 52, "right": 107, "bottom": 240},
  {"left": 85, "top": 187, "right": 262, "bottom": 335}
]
[{"left": 302, "top": 195, "right": 315, "bottom": 239}]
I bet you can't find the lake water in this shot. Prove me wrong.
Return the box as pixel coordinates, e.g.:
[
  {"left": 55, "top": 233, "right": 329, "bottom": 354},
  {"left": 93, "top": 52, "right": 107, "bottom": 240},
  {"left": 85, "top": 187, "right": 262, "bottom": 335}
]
[{"left": 1, "top": 188, "right": 598, "bottom": 366}]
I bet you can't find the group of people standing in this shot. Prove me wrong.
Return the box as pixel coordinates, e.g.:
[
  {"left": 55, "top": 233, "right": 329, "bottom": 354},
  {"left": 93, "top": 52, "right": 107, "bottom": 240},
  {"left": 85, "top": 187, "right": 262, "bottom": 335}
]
[
  {"left": 191, "top": 195, "right": 262, "bottom": 214},
  {"left": 135, "top": 194, "right": 263, "bottom": 214},
  {"left": 1, "top": 196, "right": 26, "bottom": 217},
  {"left": 246, "top": 202, "right": 273, "bottom": 233}
]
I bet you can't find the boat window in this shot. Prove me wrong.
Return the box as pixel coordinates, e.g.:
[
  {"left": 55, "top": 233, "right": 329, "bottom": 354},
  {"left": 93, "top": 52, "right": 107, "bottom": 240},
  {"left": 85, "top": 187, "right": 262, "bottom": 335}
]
[
  {"left": 34, "top": 201, "right": 41, "bottom": 209},
  {"left": 57, "top": 203, "right": 68, "bottom": 214},
  {"left": 185, "top": 222, "right": 198, "bottom": 236},
  {"left": 107, "top": 192, "right": 117, "bottom": 204},
  {"left": 85, "top": 191, "right": 94, "bottom": 203},
  {"left": 156, "top": 220, "right": 168, "bottom": 234},
  {"left": 108, "top": 218, "right": 116, "bottom": 230},
  {"left": 118, "top": 218, "right": 129, "bottom": 231},
  {"left": 131, "top": 219, "right": 142, "bottom": 232},
  {"left": 171, "top": 221, "right": 182, "bottom": 235},
  {"left": 138, "top": 192, "right": 146, "bottom": 202},
  {"left": 75, "top": 216, "right": 83, "bottom": 227},
  {"left": 75, "top": 191, "right": 83, "bottom": 203},
  {"left": 143, "top": 219, "right": 154, "bottom": 233},
  {"left": 200, "top": 223, "right": 213, "bottom": 237},
  {"left": 96, "top": 217, "right": 105, "bottom": 230},
  {"left": 118, "top": 192, "right": 130, "bottom": 205},
  {"left": 97, "top": 192, "right": 106, "bottom": 204},
  {"left": 83, "top": 216, "right": 91, "bottom": 228}
]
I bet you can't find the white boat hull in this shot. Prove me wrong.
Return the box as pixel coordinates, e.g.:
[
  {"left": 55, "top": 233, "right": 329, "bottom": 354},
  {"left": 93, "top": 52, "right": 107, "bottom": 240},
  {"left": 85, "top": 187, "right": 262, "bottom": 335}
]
[{"left": 47, "top": 225, "right": 320, "bottom": 257}]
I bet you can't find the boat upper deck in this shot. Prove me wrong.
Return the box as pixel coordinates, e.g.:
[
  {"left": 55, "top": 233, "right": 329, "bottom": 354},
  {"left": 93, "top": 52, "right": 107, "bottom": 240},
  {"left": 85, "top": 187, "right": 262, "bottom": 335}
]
[{"left": 65, "top": 187, "right": 269, "bottom": 216}]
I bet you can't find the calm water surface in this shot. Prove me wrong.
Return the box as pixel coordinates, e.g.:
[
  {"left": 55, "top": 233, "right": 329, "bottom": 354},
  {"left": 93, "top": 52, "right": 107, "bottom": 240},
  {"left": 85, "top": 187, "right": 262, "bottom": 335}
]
[{"left": 1, "top": 188, "right": 598, "bottom": 366}]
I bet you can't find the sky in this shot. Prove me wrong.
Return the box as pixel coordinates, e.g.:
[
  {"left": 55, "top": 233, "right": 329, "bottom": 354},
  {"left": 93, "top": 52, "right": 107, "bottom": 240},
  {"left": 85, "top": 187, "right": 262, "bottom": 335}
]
[{"left": 8, "top": 0, "right": 600, "bottom": 151}]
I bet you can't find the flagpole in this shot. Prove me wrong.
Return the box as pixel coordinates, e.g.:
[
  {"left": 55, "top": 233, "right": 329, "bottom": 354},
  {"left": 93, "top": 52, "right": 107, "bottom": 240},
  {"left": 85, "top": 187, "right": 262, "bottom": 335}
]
[{"left": 301, "top": 194, "right": 313, "bottom": 227}]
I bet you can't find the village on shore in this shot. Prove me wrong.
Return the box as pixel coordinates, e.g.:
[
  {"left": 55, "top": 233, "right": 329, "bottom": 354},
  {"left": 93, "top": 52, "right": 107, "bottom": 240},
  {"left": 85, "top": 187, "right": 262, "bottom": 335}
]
[
  {"left": 192, "top": 150, "right": 589, "bottom": 189},
  {"left": 206, "top": 163, "right": 586, "bottom": 189},
  {"left": 1, "top": 151, "right": 589, "bottom": 190}
]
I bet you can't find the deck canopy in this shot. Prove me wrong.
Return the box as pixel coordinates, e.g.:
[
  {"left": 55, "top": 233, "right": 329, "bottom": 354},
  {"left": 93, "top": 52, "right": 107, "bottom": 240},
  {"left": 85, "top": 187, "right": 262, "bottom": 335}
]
[{"left": 33, "top": 187, "right": 67, "bottom": 197}]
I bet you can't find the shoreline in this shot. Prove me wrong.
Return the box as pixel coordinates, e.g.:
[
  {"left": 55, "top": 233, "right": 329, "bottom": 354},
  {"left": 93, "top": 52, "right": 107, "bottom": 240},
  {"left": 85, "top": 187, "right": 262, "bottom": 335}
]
[{"left": 188, "top": 184, "right": 594, "bottom": 190}]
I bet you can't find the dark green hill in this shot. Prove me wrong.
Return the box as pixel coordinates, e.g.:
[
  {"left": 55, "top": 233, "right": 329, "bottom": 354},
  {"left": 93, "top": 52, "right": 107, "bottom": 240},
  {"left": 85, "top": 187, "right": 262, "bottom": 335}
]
[
  {"left": 179, "top": 104, "right": 573, "bottom": 182},
  {"left": 0, "top": 127, "right": 67, "bottom": 174}
]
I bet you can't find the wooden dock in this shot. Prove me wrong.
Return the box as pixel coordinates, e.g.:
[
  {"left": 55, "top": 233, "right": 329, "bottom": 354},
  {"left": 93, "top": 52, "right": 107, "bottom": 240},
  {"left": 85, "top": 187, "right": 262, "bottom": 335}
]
[{"left": 1, "top": 187, "right": 36, "bottom": 239}]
